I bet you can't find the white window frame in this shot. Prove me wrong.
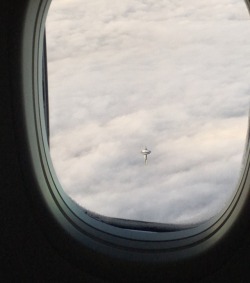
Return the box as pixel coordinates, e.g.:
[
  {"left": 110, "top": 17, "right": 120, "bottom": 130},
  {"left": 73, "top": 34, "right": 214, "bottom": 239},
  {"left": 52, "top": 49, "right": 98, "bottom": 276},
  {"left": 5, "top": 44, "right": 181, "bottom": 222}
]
[{"left": 14, "top": 0, "right": 250, "bottom": 281}]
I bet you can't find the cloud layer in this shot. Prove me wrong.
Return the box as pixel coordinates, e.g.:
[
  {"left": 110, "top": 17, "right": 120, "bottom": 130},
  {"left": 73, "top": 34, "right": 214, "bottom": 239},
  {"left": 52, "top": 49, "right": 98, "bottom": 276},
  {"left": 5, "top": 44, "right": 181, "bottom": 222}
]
[{"left": 46, "top": 0, "right": 250, "bottom": 224}]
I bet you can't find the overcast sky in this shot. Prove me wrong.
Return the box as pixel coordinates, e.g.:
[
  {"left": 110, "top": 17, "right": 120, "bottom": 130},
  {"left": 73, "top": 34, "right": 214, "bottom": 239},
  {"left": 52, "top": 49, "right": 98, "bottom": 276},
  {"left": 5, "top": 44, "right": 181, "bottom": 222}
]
[{"left": 46, "top": 0, "right": 250, "bottom": 225}]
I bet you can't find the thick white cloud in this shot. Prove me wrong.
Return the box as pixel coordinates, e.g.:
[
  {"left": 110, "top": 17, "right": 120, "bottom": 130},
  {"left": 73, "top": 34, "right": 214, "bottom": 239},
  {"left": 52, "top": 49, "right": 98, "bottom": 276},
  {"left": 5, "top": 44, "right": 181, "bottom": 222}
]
[{"left": 46, "top": 0, "right": 250, "bottom": 224}]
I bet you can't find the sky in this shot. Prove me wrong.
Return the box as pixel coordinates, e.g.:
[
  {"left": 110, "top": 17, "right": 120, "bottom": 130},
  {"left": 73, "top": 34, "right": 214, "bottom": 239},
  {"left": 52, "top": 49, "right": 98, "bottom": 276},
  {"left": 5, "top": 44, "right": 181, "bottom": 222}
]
[{"left": 46, "top": 0, "right": 250, "bottom": 225}]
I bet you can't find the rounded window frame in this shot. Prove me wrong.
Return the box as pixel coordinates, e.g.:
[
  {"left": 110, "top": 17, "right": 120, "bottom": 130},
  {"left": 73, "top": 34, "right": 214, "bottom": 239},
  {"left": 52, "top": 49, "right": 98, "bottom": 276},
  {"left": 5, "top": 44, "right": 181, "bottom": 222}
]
[{"left": 16, "top": 0, "right": 250, "bottom": 281}]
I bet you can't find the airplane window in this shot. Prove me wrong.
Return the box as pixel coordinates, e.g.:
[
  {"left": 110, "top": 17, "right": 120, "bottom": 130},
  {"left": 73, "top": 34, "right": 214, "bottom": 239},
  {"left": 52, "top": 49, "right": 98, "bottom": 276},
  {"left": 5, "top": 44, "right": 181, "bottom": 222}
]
[{"left": 46, "top": 0, "right": 250, "bottom": 226}]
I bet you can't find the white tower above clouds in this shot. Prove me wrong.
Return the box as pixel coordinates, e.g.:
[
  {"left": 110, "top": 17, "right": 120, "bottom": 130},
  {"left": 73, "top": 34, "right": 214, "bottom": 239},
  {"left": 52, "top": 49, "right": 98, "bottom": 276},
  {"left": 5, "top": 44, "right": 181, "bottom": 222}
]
[{"left": 141, "top": 147, "right": 151, "bottom": 165}]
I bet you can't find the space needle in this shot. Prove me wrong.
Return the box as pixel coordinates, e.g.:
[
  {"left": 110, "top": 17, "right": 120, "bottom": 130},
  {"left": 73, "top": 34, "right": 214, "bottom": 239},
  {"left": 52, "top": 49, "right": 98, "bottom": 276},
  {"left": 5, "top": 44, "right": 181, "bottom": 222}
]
[{"left": 141, "top": 146, "right": 151, "bottom": 165}]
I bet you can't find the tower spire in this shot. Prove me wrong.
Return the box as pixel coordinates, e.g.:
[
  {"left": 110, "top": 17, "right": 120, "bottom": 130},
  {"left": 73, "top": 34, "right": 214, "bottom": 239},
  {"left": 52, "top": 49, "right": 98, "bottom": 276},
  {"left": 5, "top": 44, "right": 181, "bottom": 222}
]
[{"left": 141, "top": 146, "right": 151, "bottom": 165}]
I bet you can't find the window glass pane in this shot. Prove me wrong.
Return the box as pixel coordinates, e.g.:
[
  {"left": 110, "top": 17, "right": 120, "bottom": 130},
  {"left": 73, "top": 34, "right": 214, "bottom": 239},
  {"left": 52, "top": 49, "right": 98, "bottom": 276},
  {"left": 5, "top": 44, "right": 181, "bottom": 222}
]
[{"left": 46, "top": 0, "right": 250, "bottom": 225}]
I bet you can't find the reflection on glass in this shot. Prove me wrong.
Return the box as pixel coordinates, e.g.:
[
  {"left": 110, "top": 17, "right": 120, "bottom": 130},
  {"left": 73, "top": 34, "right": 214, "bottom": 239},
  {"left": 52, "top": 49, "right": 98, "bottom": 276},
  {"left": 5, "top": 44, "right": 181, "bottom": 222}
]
[{"left": 46, "top": 0, "right": 250, "bottom": 225}]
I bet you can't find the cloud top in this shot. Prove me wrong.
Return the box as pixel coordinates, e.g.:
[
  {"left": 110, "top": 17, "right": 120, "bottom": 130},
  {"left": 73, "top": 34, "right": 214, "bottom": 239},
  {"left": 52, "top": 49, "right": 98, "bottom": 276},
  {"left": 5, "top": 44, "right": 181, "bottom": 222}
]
[{"left": 46, "top": 0, "right": 250, "bottom": 224}]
